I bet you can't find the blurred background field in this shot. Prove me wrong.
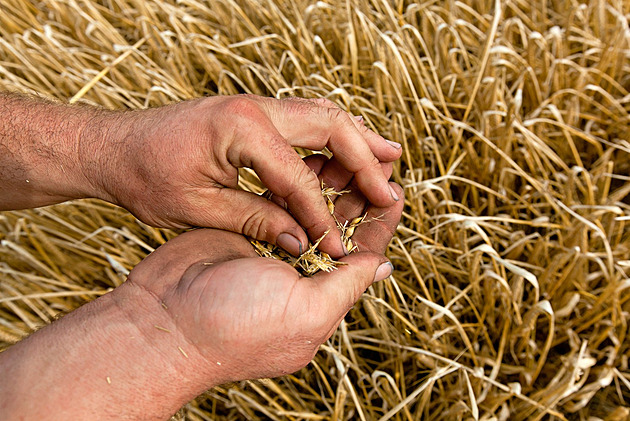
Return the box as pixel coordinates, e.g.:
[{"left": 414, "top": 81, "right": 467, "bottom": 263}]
[{"left": 1, "top": 0, "right": 629, "bottom": 419}]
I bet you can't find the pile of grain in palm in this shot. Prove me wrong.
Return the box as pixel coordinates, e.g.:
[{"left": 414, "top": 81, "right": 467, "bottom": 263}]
[
  {"left": 1, "top": 0, "right": 629, "bottom": 419},
  {"left": 251, "top": 184, "right": 369, "bottom": 276}
]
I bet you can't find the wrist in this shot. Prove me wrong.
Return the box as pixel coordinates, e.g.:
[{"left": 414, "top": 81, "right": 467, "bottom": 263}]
[
  {"left": 0, "top": 280, "right": 219, "bottom": 420},
  {"left": 73, "top": 107, "right": 132, "bottom": 204},
  {"left": 0, "top": 94, "right": 106, "bottom": 208},
  {"left": 109, "top": 279, "right": 223, "bottom": 399},
  {"left": 76, "top": 107, "right": 160, "bottom": 211}
]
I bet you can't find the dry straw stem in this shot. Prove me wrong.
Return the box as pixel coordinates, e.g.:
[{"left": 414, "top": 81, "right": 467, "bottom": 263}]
[{"left": 1, "top": 0, "right": 630, "bottom": 419}]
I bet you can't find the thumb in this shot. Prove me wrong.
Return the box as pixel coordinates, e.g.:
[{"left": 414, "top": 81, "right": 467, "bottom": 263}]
[
  {"left": 310, "top": 252, "right": 393, "bottom": 318},
  {"left": 188, "top": 189, "right": 308, "bottom": 256}
]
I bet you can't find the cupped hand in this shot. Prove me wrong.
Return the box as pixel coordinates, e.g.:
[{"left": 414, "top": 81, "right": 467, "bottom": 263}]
[
  {"left": 126, "top": 162, "right": 403, "bottom": 384},
  {"left": 0, "top": 153, "right": 402, "bottom": 421},
  {"left": 93, "top": 95, "right": 401, "bottom": 258}
]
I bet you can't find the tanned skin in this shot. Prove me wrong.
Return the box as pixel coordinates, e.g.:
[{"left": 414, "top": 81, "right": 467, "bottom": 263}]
[{"left": 0, "top": 93, "right": 403, "bottom": 419}]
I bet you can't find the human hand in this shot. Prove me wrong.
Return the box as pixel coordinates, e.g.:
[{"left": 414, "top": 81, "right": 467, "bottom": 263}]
[
  {"left": 0, "top": 154, "right": 403, "bottom": 420},
  {"left": 127, "top": 175, "right": 403, "bottom": 385},
  {"left": 87, "top": 95, "right": 402, "bottom": 258}
]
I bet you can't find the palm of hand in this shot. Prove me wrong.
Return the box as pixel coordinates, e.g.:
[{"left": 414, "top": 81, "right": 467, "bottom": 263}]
[{"left": 145, "top": 231, "right": 322, "bottom": 380}]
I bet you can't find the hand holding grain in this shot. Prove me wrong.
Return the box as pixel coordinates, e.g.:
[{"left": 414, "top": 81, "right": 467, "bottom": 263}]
[
  {"left": 0, "top": 93, "right": 400, "bottom": 257},
  {"left": 0, "top": 181, "right": 403, "bottom": 420},
  {"left": 127, "top": 181, "right": 404, "bottom": 388},
  {"left": 92, "top": 95, "right": 402, "bottom": 258}
]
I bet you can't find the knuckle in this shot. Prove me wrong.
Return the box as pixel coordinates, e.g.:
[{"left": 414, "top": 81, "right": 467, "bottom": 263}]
[
  {"left": 356, "top": 155, "right": 382, "bottom": 176},
  {"left": 282, "top": 97, "right": 337, "bottom": 110},
  {"left": 326, "top": 106, "right": 349, "bottom": 124},
  {"left": 267, "top": 132, "right": 289, "bottom": 151},
  {"left": 291, "top": 160, "right": 320, "bottom": 188},
  {"left": 369, "top": 155, "right": 382, "bottom": 172},
  {"left": 223, "top": 95, "right": 262, "bottom": 120},
  {"left": 280, "top": 97, "right": 314, "bottom": 116},
  {"left": 241, "top": 207, "right": 269, "bottom": 239},
  {"left": 313, "top": 97, "right": 338, "bottom": 108},
  {"left": 357, "top": 120, "right": 370, "bottom": 133}
]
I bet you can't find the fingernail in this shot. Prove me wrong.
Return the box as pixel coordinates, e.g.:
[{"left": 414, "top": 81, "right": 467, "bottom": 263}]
[
  {"left": 277, "top": 233, "right": 302, "bottom": 256},
  {"left": 374, "top": 262, "right": 393, "bottom": 282},
  {"left": 353, "top": 115, "right": 364, "bottom": 123},
  {"left": 385, "top": 139, "right": 401, "bottom": 149},
  {"left": 389, "top": 184, "right": 400, "bottom": 201}
]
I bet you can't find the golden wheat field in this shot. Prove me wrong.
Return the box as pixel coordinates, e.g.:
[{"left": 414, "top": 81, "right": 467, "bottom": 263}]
[{"left": 1, "top": 0, "right": 630, "bottom": 419}]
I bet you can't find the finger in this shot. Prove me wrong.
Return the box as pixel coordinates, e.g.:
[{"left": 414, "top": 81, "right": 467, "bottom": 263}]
[
  {"left": 262, "top": 99, "right": 401, "bottom": 207},
  {"left": 348, "top": 182, "right": 404, "bottom": 255},
  {"left": 270, "top": 97, "right": 402, "bottom": 163},
  {"left": 317, "top": 158, "right": 395, "bottom": 199},
  {"left": 315, "top": 157, "right": 351, "bottom": 193},
  {"left": 266, "top": 154, "right": 328, "bottom": 210},
  {"left": 166, "top": 228, "right": 258, "bottom": 260},
  {"left": 310, "top": 252, "right": 393, "bottom": 320},
  {"left": 332, "top": 188, "right": 369, "bottom": 225},
  {"left": 324, "top": 160, "right": 395, "bottom": 224},
  {"left": 278, "top": 155, "right": 395, "bottom": 229},
  {"left": 302, "top": 153, "right": 328, "bottom": 173},
  {"left": 244, "top": 134, "right": 346, "bottom": 258},
  {"left": 351, "top": 114, "right": 402, "bottom": 162},
  {"left": 189, "top": 188, "right": 310, "bottom": 257},
  {"left": 129, "top": 228, "right": 258, "bottom": 297},
  {"left": 301, "top": 153, "right": 393, "bottom": 194}
]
